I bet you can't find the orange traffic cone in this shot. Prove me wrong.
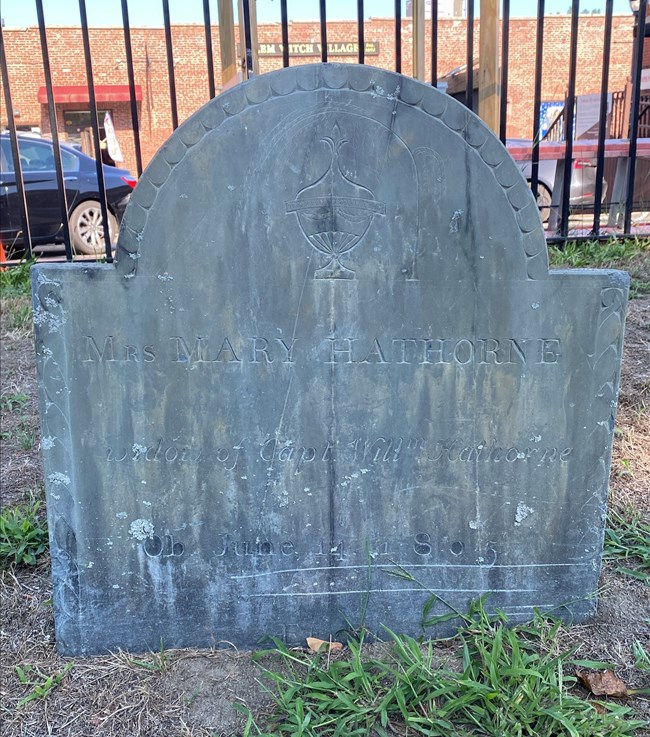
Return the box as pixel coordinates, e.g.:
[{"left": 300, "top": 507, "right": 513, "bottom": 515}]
[{"left": 0, "top": 241, "right": 7, "bottom": 270}]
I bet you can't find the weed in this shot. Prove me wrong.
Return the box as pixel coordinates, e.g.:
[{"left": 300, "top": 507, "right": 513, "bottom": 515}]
[
  {"left": 16, "top": 423, "right": 38, "bottom": 450},
  {"left": 604, "top": 508, "right": 650, "bottom": 584},
  {"left": 129, "top": 639, "right": 172, "bottom": 673},
  {"left": 0, "top": 415, "right": 38, "bottom": 450},
  {"left": 617, "top": 458, "right": 634, "bottom": 478},
  {"left": 0, "top": 260, "right": 34, "bottom": 298},
  {"left": 0, "top": 392, "right": 29, "bottom": 412},
  {"left": 241, "top": 598, "right": 647, "bottom": 736},
  {"left": 15, "top": 662, "right": 74, "bottom": 707},
  {"left": 0, "top": 499, "right": 49, "bottom": 567},
  {"left": 633, "top": 641, "right": 650, "bottom": 672}
]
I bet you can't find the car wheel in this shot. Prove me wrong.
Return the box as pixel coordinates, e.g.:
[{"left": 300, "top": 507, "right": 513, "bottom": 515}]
[
  {"left": 70, "top": 201, "right": 117, "bottom": 255},
  {"left": 530, "top": 182, "right": 552, "bottom": 224}
]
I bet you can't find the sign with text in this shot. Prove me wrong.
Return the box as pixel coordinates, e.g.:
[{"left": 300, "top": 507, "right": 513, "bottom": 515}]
[{"left": 258, "top": 41, "right": 379, "bottom": 57}]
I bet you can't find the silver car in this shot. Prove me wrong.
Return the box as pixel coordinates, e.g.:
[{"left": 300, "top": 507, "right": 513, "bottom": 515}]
[{"left": 509, "top": 141, "right": 608, "bottom": 223}]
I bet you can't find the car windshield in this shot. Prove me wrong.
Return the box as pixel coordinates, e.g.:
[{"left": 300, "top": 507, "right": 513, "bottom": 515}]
[{"left": 0, "top": 138, "right": 78, "bottom": 173}]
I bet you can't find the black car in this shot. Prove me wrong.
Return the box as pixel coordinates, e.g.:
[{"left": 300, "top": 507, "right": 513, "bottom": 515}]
[{"left": 0, "top": 133, "right": 136, "bottom": 257}]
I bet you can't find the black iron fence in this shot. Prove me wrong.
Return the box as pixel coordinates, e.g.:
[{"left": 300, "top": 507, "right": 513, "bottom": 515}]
[{"left": 0, "top": 0, "right": 649, "bottom": 264}]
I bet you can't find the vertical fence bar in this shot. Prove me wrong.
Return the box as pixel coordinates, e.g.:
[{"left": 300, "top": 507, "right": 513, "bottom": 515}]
[
  {"left": 121, "top": 0, "right": 143, "bottom": 177},
  {"left": 242, "top": 0, "right": 255, "bottom": 76},
  {"left": 35, "top": 0, "right": 73, "bottom": 261},
  {"left": 281, "top": 0, "right": 289, "bottom": 67},
  {"left": 499, "top": 0, "right": 510, "bottom": 143},
  {"left": 246, "top": 0, "right": 260, "bottom": 78},
  {"left": 0, "top": 26, "right": 33, "bottom": 260},
  {"left": 466, "top": 0, "right": 475, "bottom": 110},
  {"left": 203, "top": 0, "right": 216, "bottom": 99},
  {"left": 431, "top": 0, "right": 438, "bottom": 86},
  {"left": 358, "top": 0, "right": 365, "bottom": 64},
  {"left": 624, "top": 0, "right": 647, "bottom": 234},
  {"left": 591, "top": 0, "right": 613, "bottom": 235},
  {"left": 320, "top": 0, "right": 328, "bottom": 62},
  {"left": 162, "top": 0, "right": 179, "bottom": 128},
  {"left": 395, "top": 0, "right": 402, "bottom": 73},
  {"left": 531, "top": 0, "right": 545, "bottom": 211},
  {"left": 78, "top": 0, "right": 113, "bottom": 262},
  {"left": 560, "top": 0, "right": 580, "bottom": 237}
]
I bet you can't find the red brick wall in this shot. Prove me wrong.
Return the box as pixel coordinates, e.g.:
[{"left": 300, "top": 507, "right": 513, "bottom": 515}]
[{"left": 0, "top": 17, "right": 639, "bottom": 176}]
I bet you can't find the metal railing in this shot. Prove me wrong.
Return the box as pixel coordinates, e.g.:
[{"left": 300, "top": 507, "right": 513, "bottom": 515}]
[{"left": 0, "top": 0, "right": 648, "bottom": 264}]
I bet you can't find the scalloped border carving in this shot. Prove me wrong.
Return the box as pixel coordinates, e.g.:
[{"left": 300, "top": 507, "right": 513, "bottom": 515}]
[{"left": 118, "top": 64, "right": 548, "bottom": 280}]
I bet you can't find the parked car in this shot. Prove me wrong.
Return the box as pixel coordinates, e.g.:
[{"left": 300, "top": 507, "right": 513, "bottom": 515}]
[
  {"left": 508, "top": 140, "right": 608, "bottom": 223},
  {"left": 0, "top": 132, "right": 136, "bottom": 258}
]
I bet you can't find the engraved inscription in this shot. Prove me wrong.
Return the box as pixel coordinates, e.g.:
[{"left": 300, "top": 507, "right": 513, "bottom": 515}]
[
  {"left": 215, "top": 534, "right": 296, "bottom": 557},
  {"left": 261, "top": 438, "right": 334, "bottom": 473},
  {"left": 317, "top": 539, "right": 346, "bottom": 560},
  {"left": 103, "top": 435, "right": 572, "bottom": 473},
  {"left": 170, "top": 336, "right": 298, "bottom": 364},
  {"left": 80, "top": 334, "right": 562, "bottom": 366},
  {"left": 143, "top": 534, "right": 184, "bottom": 558},
  {"left": 84, "top": 335, "right": 155, "bottom": 363},
  {"left": 326, "top": 337, "right": 561, "bottom": 365},
  {"left": 414, "top": 534, "right": 497, "bottom": 566},
  {"left": 349, "top": 437, "right": 572, "bottom": 465}
]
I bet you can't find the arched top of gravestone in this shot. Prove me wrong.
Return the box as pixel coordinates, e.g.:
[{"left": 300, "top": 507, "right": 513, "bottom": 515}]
[{"left": 117, "top": 63, "right": 548, "bottom": 283}]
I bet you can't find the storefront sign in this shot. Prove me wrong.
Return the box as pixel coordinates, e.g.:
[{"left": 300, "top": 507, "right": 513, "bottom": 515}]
[{"left": 258, "top": 41, "right": 379, "bottom": 57}]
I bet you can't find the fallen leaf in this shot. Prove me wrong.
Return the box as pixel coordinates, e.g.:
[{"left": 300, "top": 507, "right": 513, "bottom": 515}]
[
  {"left": 306, "top": 637, "right": 344, "bottom": 653},
  {"left": 576, "top": 669, "right": 628, "bottom": 697}
]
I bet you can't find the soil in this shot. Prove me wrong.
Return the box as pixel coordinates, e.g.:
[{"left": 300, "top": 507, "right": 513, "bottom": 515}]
[{"left": 1, "top": 292, "right": 649, "bottom": 737}]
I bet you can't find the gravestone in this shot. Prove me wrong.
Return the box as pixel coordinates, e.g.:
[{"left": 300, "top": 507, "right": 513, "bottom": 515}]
[{"left": 33, "top": 64, "right": 629, "bottom": 656}]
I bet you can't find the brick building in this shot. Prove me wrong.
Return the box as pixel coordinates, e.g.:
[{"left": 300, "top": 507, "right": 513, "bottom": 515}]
[{"left": 0, "top": 15, "right": 639, "bottom": 176}]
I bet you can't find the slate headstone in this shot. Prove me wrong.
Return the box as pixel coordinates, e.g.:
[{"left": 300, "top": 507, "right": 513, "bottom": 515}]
[{"left": 33, "top": 64, "right": 629, "bottom": 655}]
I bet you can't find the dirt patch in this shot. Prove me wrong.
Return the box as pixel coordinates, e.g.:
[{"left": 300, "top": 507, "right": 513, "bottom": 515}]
[{"left": 1, "top": 295, "right": 649, "bottom": 736}]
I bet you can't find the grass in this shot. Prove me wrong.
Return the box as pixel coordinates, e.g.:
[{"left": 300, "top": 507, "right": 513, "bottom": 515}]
[
  {"left": 0, "top": 498, "right": 49, "bottom": 567},
  {"left": 0, "top": 259, "right": 34, "bottom": 298},
  {"left": 1, "top": 259, "right": 34, "bottom": 334},
  {"left": 604, "top": 508, "right": 650, "bottom": 584},
  {"left": 548, "top": 236, "right": 650, "bottom": 298},
  {"left": 239, "top": 598, "right": 648, "bottom": 736},
  {"left": 548, "top": 237, "right": 647, "bottom": 268}
]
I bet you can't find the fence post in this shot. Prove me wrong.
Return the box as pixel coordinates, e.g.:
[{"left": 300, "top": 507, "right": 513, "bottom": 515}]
[
  {"left": 479, "top": 0, "right": 500, "bottom": 133},
  {"left": 218, "top": 0, "right": 239, "bottom": 86},
  {"left": 413, "top": 0, "right": 425, "bottom": 81}
]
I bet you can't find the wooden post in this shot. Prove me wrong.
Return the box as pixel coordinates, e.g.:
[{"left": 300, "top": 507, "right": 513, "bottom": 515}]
[
  {"left": 479, "top": 0, "right": 500, "bottom": 134},
  {"left": 237, "top": 0, "right": 259, "bottom": 77},
  {"left": 413, "top": 0, "right": 425, "bottom": 81},
  {"left": 218, "top": 0, "right": 238, "bottom": 86}
]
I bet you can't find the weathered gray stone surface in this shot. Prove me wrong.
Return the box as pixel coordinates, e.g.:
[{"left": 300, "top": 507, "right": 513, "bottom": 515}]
[{"left": 33, "top": 64, "right": 628, "bottom": 655}]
